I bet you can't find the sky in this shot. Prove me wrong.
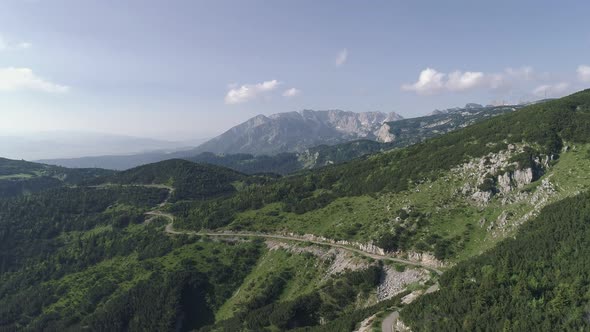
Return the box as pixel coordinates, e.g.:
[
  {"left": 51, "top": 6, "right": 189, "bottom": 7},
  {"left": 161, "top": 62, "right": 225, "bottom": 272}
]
[{"left": 1, "top": 0, "right": 590, "bottom": 140}]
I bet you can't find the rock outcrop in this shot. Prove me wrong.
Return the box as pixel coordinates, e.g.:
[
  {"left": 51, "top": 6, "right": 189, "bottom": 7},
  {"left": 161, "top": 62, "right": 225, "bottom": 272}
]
[
  {"left": 376, "top": 266, "right": 429, "bottom": 301},
  {"left": 454, "top": 144, "right": 544, "bottom": 207},
  {"left": 375, "top": 123, "right": 396, "bottom": 143},
  {"left": 265, "top": 240, "right": 370, "bottom": 277},
  {"left": 193, "top": 109, "right": 403, "bottom": 155}
]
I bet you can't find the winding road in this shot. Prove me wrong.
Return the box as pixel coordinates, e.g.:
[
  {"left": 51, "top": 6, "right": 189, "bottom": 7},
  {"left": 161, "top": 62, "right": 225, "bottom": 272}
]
[
  {"left": 381, "top": 311, "right": 399, "bottom": 332},
  {"left": 143, "top": 186, "right": 443, "bottom": 331},
  {"left": 145, "top": 209, "right": 444, "bottom": 275}
]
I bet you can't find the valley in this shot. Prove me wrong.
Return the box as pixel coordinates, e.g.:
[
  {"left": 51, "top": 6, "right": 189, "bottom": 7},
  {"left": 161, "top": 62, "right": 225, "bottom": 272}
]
[
  {"left": 2, "top": 91, "right": 590, "bottom": 330},
  {"left": 4, "top": 3, "right": 589, "bottom": 331}
]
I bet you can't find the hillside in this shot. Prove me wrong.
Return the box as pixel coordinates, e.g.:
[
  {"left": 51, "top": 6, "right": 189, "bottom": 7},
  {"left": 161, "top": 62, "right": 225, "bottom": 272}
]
[
  {"left": 170, "top": 89, "right": 590, "bottom": 262},
  {"left": 0, "top": 158, "right": 112, "bottom": 198},
  {"left": 3, "top": 90, "right": 590, "bottom": 331},
  {"left": 401, "top": 191, "right": 590, "bottom": 330},
  {"left": 0, "top": 168, "right": 420, "bottom": 331},
  {"left": 108, "top": 159, "right": 247, "bottom": 201}
]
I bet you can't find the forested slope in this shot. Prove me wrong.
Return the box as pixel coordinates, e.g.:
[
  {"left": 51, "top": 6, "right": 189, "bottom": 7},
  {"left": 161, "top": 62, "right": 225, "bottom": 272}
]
[
  {"left": 170, "top": 90, "right": 590, "bottom": 261},
  {"left": 3, "top": 90, "right": 590, "bottom": 331},
  {"left": 400, "top": 191, "right": 590, "bottom": 331},
  {"left": 0, "top": 186, "right": 263, "bottom": 331},
  {"left": 108, "top": 159, "right": 247, "bottom": 201},
  {"left": 0, "top": 158, "right": 112, "bottom": 198}
]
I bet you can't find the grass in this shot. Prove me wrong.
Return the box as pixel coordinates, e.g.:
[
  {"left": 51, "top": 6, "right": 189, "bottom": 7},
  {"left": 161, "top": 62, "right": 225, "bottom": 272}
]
[
  {"left": 215, "top": 247, "right": 327, "bottom": 321},
  {"left": 226, "top": 143, "right": 590, "bottom": 264},
  {"left": 32, "top": 230, "right": 263, "bottom": 327},
  {"left": 41, "top": 254, "right": 150, "bottom": 318}
]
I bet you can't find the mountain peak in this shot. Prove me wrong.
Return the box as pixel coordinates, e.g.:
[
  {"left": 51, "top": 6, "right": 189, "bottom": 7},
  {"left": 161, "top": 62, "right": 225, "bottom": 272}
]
[{"left": 195, "top": 109, "right": 403, "bottom": 155}]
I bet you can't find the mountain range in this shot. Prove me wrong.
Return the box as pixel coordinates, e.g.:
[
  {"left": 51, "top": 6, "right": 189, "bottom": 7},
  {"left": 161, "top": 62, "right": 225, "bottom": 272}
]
[
  {"left": 2, "top": 90, "right": 590, "bottom": 330},
  {"left": 192, "top": 109, "right": 403, "bottom": 155},
  {"left": 40, "top": 104, "right": 521, "bottom": 171}
]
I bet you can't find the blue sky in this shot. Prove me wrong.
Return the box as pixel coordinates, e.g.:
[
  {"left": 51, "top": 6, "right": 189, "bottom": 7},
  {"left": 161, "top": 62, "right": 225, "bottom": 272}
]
[{"left": 1, "top": 0, "right": 589, "bottom": 140}]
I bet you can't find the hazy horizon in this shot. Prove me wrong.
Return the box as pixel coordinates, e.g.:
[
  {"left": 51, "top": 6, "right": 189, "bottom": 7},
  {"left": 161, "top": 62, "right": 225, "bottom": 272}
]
[{"left": 1, "top": 0, "right": 589, "bottom": 141}]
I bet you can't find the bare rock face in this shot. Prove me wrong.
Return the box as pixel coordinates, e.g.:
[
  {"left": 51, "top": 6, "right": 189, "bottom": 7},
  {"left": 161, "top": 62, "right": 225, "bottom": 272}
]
[
  {"left": 497, "top": 172, "right": 512, "bottom": 193},
  {"left": 394, "top": 319, "right": 413, "bottom": 332},
  {"left": 376, "top": 266, "right": 429, "bottom": 301},
  {"left": 194, "top": 109, "right": 403, "bottom": 155},
  {"left": 471, "top": 190, "right": 492, "bottom": 205},
  {"left": 265, "top": 240, "right": 370, "bottom": 277},
  {"left": 405, "top": 252, "right": 445, "bottom": 268},
  {"left": 376, "top": 123, "right": 396, "bottom": 143},
  {"left": 513, "top": 168, "right": 534, "bottom": 187},
  {"left": 496, "top": 167, "right": 534, "bottom": 193},
  {"left": 453, "top": 144, "right": 543, "bottom": 207}
]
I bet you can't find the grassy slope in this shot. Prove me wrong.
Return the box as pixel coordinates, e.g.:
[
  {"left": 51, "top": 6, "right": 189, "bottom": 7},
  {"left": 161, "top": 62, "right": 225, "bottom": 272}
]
[
  {"left": 27, "top": 229, "right": 263, "bottom": 329},
  {"left": 225, "top": 143, "right": 590, "bottom": 263},
  {"left": 400, "top": 190, "right": 590, "bottom": 331},
  {"left": 215, "top": 248, "right": 329, "bottom": 320},
  {"left": 0, "top": 158, "right": 113, "bottom": 198}
]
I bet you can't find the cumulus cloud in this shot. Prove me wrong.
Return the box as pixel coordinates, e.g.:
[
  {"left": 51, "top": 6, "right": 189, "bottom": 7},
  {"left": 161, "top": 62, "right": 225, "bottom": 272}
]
[
  {"left": 532, "top": 82, "right": 570, "bottom": 97},
  {"left": 401, "top": 68, "right": 446, "bottom": 94},
  {"left": 335, "top": 49, "right": 348, "bottom": 66},
  {"left": 577, "top": 65, "right": 590, "bottom": 82},
  {"left": 282, "top": 88, "right": 301, "bottom": 98},
  {"left": 0, "top": 67, "right": 69, "bottom": 93},
  {"left": 402, "top": 66, "right": 538, "bottom": 94},
  {"left": 446, "top": 71, "right": 485, "bottom": 91},
  {"left": 225, "top": 79, "right": 280, "bottom": 104}
]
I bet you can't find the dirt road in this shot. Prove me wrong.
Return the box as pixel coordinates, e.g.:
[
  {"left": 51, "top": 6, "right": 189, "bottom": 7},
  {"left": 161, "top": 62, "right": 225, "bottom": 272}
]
[{"left": 147, "top": 209, "right": 443, "bottom": 275}]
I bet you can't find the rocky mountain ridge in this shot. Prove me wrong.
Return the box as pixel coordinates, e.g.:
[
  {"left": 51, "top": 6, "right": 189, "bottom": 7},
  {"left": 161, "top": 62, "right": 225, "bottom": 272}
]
[
  {"left": 39, "top": 104, "right": 522, "bottom": 171},
  {"left": 193, "top": 109, "right": 403, "bottom": 155}
]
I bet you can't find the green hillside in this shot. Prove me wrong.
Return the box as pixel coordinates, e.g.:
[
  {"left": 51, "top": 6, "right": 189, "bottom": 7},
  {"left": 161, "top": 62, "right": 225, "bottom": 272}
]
[
  {"left": 401, "top": 191, "right": 590, "bottom": 331},
  {"left": 109, "top": 159, "right": 248, "bottom": 201},
  {"left": 171, "top": 90, "right": 590, "bottom": 261},
  {"left": 0, "top": 158, "right": 112, "bottom": 198},
  {"left": 3, "top": 90, "right": 590, "bottom": 330},
  {"left": 0, "top": 184, "right": 418, "bottom": 331}
]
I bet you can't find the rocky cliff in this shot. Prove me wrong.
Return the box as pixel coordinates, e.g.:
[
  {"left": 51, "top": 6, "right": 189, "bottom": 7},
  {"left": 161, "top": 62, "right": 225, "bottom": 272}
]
[{"left": 193, "top": 109, "right": 403, "bottom": 155}]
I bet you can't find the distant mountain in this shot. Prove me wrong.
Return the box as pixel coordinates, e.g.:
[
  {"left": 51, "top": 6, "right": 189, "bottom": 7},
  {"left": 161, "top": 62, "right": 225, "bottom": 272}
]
[
  {"left": 382, "top": 104, "right": 522, "bottom": 147},
  {"left": 39, "top": 150, "right": 188, "bottom": 171},
  {"left": 0, "top": 131, "right": 206, "bottom": 160},
  {"left": 4, "top": 91, "right": 590, "bottom": 331},
  {"left": 40, "top": 104, "right": 522, "bottom": 172},
  {"left": 193, "top": 110, "right": 403, "bottom": 155}
]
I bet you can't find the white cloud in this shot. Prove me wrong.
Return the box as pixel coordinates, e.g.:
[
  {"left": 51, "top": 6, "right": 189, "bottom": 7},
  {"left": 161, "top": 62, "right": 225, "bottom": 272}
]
[
  {"left": 402, "top": 66, "right": 539, "bottom": 94},
  {"left": 335, "top": 49, "right": 348, "bottom": 67},
  {"left": 0, "top": 67, "right": 69, "bottom": 93},
  {"left": 401, "top": 68, "right": 445, "bottom": 94},
  {"left": 577, "top": 65, "right": 590, "bottom": 82},
  {"left": 282, "top": 88, "right": 301, "bottom": 98},
  {"left": 446, "top": 71, "right": 485, "bottom": 91},
  {"left": 225, "top": 79, "right": 280, "bottom": 104},
  {"left": 532, "top": 82, "right": 570, "bottom": 97}
]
